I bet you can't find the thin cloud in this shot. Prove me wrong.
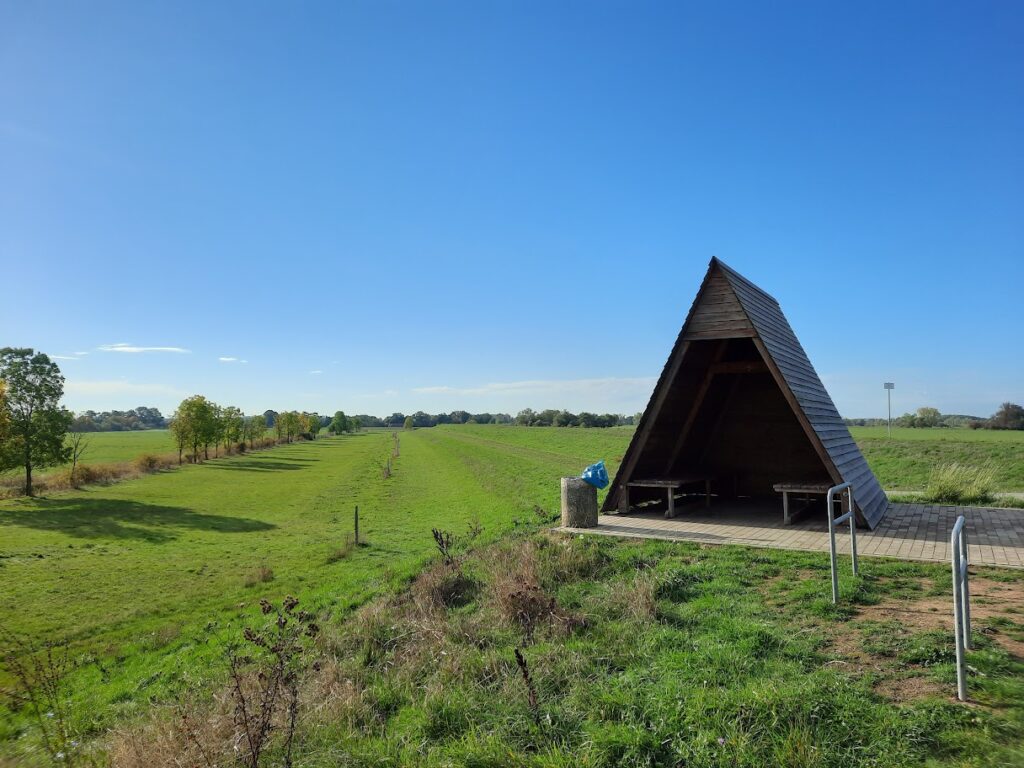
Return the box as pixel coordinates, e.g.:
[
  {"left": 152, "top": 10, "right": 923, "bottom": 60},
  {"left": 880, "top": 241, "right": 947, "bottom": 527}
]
[
  {"left": 219, "top": 357, "right": 248, "bottom": 363},
  {"left": 411, "top": 376, "right": 656, "bottom": 397},
  {"left": 99, "top": 343, "right": 191, "bottom": 354},
  {"left": 309, "top": 370, "right": 323, "bottom": 375},
  {"left": 51, "top": 355, "right": 81, "bottom": 361}
]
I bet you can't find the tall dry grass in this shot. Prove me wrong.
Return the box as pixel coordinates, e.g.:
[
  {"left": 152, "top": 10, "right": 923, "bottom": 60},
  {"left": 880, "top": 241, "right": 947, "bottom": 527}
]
[
  {"left": 0, "top": 435, "right": 287, "bottom": 498},
  {"left": 925, "top": 462, "right": 996, "bottom": 504}
]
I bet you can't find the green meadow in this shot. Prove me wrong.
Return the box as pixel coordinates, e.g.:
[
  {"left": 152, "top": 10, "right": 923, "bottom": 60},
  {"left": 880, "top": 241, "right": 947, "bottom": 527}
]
[
  {"left": 849, "top": 426, "right": 1024, "bottom": 491},
  {"left": 2, "top": 425, "right": 1023, "bottom": 764},
  {"left": 63, "top": 429, "right": 177, "bottom": 465}
]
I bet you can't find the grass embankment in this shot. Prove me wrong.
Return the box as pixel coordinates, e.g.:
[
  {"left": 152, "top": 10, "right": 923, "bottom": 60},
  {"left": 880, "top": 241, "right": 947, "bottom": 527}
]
[
  {"left": 117, "top": 534, "right": 1024, "bottom": 766},
  {"left": 0, "top": 426, "right": 627, "bottom": 759},
  {"left": 849, "top": 427, "right": 1024, "bottom": 495},
  {"left": 61, "top": 430, "right": 177, "bottom": 464},
  {"left": 3, "top": 425, "right": 1023, "bottom": 763}
]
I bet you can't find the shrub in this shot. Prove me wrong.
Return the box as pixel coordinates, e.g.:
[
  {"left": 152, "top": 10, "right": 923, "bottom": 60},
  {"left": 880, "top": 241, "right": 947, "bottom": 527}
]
[
  {"left": 925, "top": 463, "right": 995, "bottom": 504},
  {"left": 413, "top": 563, "right": 479, "bottom": 609},
  {"left": 134, "top": 453, "right": 161, "bottom": 472},
  {"left": 326, "top": 534, "right": 356, "bottom": 563},
  {"left": 244, "top": 565, "right": 275, "bottom": 587}
]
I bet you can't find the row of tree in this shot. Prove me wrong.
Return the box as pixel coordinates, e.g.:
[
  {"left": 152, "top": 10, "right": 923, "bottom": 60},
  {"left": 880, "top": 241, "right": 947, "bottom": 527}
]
[
  {"left": 844, "top": 403, "right": 1023, "bottom": 430},
  {"left": 354, "top": 410, "right": 641, "bottom": 429},
  {"left": 71, "top": 407, "right": 166, "bottom": 432},
  {"left": 168, "top": 401, "right": 361, "bottom": 463}
]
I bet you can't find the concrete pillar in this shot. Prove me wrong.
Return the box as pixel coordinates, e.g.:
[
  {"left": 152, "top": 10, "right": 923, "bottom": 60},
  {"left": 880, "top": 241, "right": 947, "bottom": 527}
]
[{"left": 561, "top": 477, "right": 598, "bottom": 528}]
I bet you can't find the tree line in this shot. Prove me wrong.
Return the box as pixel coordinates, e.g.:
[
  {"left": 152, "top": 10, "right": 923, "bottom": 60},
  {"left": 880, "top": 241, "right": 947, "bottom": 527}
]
[
  {"left": 71, "top": 406, "right": 167, "bottom": 432},
  {"left": 168, "top": 402, "right": 360, "bottom": 464},
  {"left": 844, "top": 402, "right": 1023, "bottom": 430},
  {"left": 352, "top": 409, "right": 641, "bottom": 429}
]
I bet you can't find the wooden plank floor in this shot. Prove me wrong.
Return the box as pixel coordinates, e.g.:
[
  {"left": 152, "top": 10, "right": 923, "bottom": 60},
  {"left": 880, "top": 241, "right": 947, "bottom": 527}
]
[{"left": 557, "top": 500, "right": 1024, "bottom": 569}]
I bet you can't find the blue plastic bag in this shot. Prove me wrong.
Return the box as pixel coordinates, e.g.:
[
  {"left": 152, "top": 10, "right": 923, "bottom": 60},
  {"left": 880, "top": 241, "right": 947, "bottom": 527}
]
[{"left": 581, "top": 460, "right": 609, "bottom": 489}]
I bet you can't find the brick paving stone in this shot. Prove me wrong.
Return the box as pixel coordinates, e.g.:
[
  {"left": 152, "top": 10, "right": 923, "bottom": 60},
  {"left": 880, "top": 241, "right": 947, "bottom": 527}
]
[{"left": 556, "top": 501, "right": 1024, "bottom": 569}]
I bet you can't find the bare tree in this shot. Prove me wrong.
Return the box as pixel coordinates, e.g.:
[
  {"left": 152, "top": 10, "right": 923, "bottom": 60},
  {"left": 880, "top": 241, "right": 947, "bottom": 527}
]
[{"left": 66, "top": 430, "right": 90, "bottom": 488}]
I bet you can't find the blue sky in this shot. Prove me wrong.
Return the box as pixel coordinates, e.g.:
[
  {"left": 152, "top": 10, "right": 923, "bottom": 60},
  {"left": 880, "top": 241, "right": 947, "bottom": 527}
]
[{"left": 2, "top": 1, "right": 1021, "bottom": 419}]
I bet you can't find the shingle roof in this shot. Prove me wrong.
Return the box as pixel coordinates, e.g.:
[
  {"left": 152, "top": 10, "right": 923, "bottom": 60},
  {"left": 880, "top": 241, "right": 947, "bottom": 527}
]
[{"left": 604, "top": 257, "right": 888, "bottom": 529}]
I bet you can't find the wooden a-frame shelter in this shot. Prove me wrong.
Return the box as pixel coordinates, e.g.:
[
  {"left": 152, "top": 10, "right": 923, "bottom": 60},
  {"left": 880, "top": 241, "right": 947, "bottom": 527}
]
[{"left": 604, "top": 258, "right": 888, "bottom": 529}]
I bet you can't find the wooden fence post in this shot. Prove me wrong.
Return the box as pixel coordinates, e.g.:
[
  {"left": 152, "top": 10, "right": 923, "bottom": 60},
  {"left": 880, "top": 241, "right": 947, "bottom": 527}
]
[{"left": 354, "top": 505, "right": 360, "bottom": 545}]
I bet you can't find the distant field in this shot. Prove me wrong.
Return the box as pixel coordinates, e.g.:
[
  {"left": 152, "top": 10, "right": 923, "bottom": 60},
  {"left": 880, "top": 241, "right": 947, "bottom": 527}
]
[
  {"left": 33, "top": 424, "right": 1024, "bottom": 492},
  {"left": 850, "top": 427, "right": 1024, "bottom": 491},
  {"left": 849, "top": 426, "right": 1024, "bottom": 442},
  {"left": 68, "top": 429, "right": 176, "bottom": 464}
]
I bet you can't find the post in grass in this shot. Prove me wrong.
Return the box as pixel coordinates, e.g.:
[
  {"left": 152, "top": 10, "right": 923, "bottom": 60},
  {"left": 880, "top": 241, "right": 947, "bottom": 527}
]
[{"left": 354, "top": 505, "right": 360, "bottom": 545}]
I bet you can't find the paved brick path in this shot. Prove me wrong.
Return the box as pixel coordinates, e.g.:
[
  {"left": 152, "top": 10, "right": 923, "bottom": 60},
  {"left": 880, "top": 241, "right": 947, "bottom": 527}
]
[{"left": 559, "top": 501, "right": 1024, "bottom": 569}]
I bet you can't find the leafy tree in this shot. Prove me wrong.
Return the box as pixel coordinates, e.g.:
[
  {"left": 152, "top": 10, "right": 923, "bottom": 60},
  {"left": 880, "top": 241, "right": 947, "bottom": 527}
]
[
  {"left": 206, "top": 403, "right": 223, "bottom": 458},
  {"left": 552, "top": 410, "right": 577, "bottom": 427},
  {"left": 403, "top": 416, "right": 414, "bottom": 430},
  {"left": 173, "top": 395, "right": 218, "bottom": 462},
  {"left": 299, "top": 412, "right": 320, "bottom": 439},
  {"left": 70, "top": 406, "right": 166, "bottom": 432},
  {"left": 353, "top": 414, "right": 383, "bottom": 428},
  {"left": 0, "top": 348, "right": 73, "bottom": 496},
  {"left": 279, "top": 411, "right": 301, "bottom": 443},
  {"left": 169, "top": 410, "right": 190, "bottom": 464},
  {"left": 990, "top": 402, "right": 1024, "bottom": 430},
  {"left": 263, "top": 410, "right": 278, "bottom": 428},
  {"left": 0, "top": 381, "right": 11, "bottom": 460},
  {"left": 221, "top": 406, "right": 244, "bottom": 452},
  {"left": 514, "top": 408, "right": 535, "bottom": 426},
  {"left": 449, "top": 410, "right": 471, "bottom": 425},
  {"left": 411, "top": 411, "right": 434, "bottom": 428},
  {"left": 242, "top": 414, "right": 263, "bottom": 447},
  {"left": 916, "top": 407, "right": 941, "bottom": 428},
  {"left": 329, "top": 411, "right": 350, "bottom": 434}
]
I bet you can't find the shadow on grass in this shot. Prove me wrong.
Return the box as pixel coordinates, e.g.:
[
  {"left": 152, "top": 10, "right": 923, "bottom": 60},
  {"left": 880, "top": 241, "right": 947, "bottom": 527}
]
[
  {"left": 0, "top": 497, "right": 275, "bottom": 543},
  {"left": 211, "top": 460, "right": 313, "bottom": 472}
]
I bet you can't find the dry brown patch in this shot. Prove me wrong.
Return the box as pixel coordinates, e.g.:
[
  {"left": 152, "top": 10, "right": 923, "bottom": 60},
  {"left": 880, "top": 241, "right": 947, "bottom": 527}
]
[
  {"left": 852, "top": 576, "right": 1024, "bottom": 658},
  {"left": 873, "top": 674, "right": 945, "bottom": 702},
  {"left": 486, "top": 541, "right": 585, "bottom": 642},
  {"left": 824, "top": 622, "right": 947, "bottom": 703}
]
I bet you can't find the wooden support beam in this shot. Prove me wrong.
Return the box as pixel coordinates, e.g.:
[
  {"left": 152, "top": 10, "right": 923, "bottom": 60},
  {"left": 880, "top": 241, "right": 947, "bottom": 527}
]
[
  {"left": 608, "top": 341, "right": 692, "bottom": 510},
  {"left": 662, "top": 341, "right": 728, "bottom": 475},
  {"left": 709, "top": 360, "right": 768, "bottom": 375},
  {"left": 696, "top": 373, "right": 743, "bottom": 468},
  {"left": 751, "top": 337, "right": 843, "bottom": 488}
]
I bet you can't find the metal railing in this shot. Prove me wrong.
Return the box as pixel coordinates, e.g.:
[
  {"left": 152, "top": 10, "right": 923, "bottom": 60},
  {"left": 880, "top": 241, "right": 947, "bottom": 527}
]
[
  {"left": 826, "top": 482, "right": 858, "bottom": 604},
  {"left": 951, "top": 515, "right": 972, "bottom": 701}
]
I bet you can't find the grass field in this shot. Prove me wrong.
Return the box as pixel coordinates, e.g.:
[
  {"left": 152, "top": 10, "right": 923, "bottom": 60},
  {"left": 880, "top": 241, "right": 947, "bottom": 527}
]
[
  {"left": 849, "top": 427, "right": 1024, "bottom": 491},
  {"left": 0, "top": 427, "right": 626, "bottom": 758},
  {"left": 64, "top": 429, "right": 177, "bottom": 464},
  {"left": 2, "top": 425, "right": 1023, "bottom": 763}
]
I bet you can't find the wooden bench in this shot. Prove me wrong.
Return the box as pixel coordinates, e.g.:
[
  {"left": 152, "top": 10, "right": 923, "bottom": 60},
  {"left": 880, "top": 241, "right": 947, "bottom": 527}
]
[
  {"left": 772, "top": 482, "right": 833, "bottom": 524},
  {"left": 623, "top": 476, "right": 712, "bottom": 518}
]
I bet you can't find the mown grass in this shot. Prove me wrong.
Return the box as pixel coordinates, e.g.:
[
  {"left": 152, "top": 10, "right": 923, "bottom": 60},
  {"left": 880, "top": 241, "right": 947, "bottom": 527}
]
[
  {"left": 0, "top": 426, "right": 603, "bottom": 757},
  {"left": 63, "top": 430, "right": 177, "bottom": 465},
  {"left": 3, "top": 424, "right": 1023, "bottom": 764}
]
